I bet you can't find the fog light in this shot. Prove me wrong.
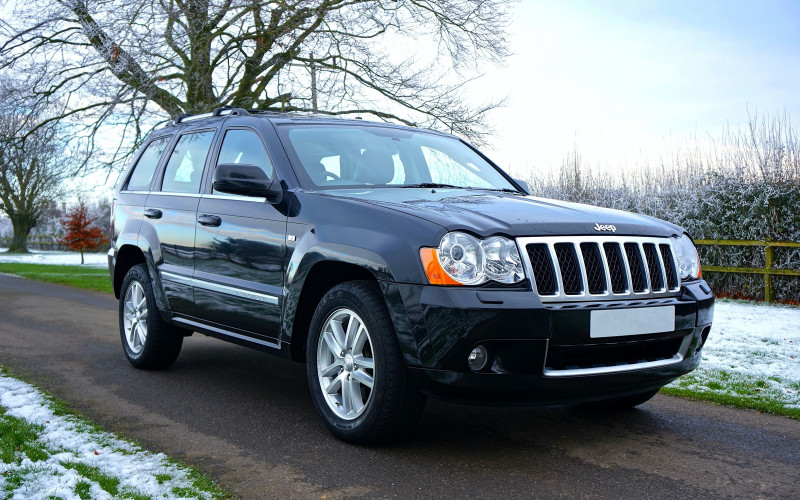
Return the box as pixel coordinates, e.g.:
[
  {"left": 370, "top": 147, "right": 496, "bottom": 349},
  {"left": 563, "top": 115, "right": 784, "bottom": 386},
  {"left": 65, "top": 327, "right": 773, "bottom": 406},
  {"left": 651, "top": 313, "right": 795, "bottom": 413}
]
[{"left": 468, "top": 345, "right": 489, "bottom": 372}]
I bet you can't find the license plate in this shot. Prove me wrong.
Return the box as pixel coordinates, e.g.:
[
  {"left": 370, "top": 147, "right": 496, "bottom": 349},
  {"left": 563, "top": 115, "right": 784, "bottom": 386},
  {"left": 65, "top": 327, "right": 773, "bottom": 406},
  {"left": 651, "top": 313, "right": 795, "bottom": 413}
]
[{"left": 590, "top": 306, "right": 675, "bottom": 338}]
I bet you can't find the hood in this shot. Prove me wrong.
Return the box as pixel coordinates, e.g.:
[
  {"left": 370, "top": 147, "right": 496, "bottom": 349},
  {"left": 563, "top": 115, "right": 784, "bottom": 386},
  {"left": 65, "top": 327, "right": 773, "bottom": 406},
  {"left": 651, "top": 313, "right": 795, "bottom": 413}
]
[{"left": 319, "top": 188, "right": 683, "bottom": 238}]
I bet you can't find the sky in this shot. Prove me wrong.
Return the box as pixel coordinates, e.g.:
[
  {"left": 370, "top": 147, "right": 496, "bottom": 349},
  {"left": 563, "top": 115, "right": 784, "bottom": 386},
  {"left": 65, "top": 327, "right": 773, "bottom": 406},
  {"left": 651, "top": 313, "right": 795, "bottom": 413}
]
[
  {"left": 7, "top": 0, "right": 799, "bottom": 196},
  {"left": 474, "top": 0, "right": 800, "bottom": 176}
]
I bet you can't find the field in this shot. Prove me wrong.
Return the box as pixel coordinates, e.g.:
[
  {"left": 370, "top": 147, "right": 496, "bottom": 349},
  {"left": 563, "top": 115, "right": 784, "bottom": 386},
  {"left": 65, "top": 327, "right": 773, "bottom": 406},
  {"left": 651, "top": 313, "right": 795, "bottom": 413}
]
[{"left": 0, "top": 263, "right": 112, "bottom": 294}]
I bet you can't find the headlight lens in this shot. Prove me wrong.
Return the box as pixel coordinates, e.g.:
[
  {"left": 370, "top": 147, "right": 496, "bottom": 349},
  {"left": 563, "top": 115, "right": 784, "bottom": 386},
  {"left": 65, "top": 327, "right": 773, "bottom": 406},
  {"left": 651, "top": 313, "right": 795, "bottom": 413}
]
[
  {"left": 482, "top": 236, "right": 525, "bottom": 283},
  {"left": 431, "top": 232, "right": 524, "bottom": 285},
  {"left": 438, "top": 232, "right": 486, "bottom": 285},
  {"left": 672, "top": 233, "right": 701, "bottom": 280}
]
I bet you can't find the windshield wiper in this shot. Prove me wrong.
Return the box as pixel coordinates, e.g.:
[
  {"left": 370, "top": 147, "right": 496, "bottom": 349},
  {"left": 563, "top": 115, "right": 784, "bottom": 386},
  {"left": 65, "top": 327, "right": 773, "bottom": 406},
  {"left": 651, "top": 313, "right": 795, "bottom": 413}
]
[
  {"left": 484, "top": 188, "right": 524, "bottom": 194},
  {"left": 400, "top": 183, "right": 467, "bottom": 189}
]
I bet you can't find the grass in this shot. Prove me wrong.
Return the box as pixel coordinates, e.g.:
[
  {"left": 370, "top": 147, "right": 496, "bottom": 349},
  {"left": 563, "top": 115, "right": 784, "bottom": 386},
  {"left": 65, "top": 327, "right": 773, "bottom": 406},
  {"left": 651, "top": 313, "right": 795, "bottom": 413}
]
[
  {"left": 61, "top": 462, "right": 121, "bottom": 496},
  {"left": 662, "top": 368, "right": 800, "bottom": 419},
  {"left": 0, "top": 263, "right": 112, "bottom": 294},
  {"left": 0, "top": 366, "right": 232, "bottom": 500},
  {"left": 0, "top": 410, "right": 50, "bottom": 465}
]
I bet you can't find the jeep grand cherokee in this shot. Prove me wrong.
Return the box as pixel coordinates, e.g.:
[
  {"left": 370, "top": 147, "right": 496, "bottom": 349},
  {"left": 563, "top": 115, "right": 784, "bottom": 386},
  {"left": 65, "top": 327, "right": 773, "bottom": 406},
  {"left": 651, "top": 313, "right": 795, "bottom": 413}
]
[{"left": 108, "top": 107, "right": 714, "bottom": 443}]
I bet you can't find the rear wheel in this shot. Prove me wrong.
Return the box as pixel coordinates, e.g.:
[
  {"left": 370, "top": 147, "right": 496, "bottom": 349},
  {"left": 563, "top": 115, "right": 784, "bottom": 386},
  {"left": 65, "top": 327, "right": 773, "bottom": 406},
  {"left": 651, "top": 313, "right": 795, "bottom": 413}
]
[
  {"left": 306, "top": 281, "right": 425, "bottom": 444},
  {"left": 119, "top": 264, "right": 185, "bottom": 369}
]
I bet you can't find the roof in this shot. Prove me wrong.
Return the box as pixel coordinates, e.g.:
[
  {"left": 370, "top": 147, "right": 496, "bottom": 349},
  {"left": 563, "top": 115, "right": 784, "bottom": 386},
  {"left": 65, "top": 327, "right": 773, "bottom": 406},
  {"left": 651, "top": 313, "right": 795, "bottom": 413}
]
[{"left": 160, "top": 106, "right": 451, "bottom": 137}]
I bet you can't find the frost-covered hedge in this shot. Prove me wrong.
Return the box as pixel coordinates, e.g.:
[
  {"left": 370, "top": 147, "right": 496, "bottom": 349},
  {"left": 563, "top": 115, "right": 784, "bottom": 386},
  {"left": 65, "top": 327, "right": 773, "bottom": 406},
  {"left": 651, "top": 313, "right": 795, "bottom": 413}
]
[{"left": 524, "top": 113, "right": 800, "bottom": 303}]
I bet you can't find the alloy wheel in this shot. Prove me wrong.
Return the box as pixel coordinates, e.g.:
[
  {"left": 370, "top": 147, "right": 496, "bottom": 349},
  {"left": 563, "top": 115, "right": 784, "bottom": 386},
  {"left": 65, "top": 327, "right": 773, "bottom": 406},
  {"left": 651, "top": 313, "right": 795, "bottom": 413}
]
[
  {"left": 316, "top": 308, "right": 376, "bottom": 420},
  {"left": 123, "top": 281, "right": 148, "bottom": 354}
]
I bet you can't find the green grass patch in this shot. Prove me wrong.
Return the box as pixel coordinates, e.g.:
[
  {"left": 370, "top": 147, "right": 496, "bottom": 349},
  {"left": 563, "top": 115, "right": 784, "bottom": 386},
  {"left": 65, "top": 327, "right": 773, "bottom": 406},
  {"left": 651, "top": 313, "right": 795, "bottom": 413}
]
[
  {"left": 663, "top": 368, "right": 800, "bottom": 419},
  {"left": 61, "top": 462, "right": 120, "bottom": 496},
  {"left": 154, "top": 473, "right": 172, "bottom": 484},
  {"left": 74, "top": 480, "right": 92, "bottom": 500},
  {"left": 0, "top": 263, "right": 111, "bottom": 294},
  {"left": 0, "top": 412, "right": 49, "bottom": 464},
  {"left": 188, "top": 468, "right": 232, "bottom": 499}
]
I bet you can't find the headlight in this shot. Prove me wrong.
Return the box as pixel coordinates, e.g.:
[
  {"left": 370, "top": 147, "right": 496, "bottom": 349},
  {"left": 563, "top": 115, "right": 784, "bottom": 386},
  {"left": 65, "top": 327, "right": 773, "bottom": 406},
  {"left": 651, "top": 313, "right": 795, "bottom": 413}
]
[
  {"left": 438, "top": 232, "right": 486, "bottom": 285},
  {"left": 420, "top": 232, "right": 524, "bottom": 285},
  {"left": 671, "top": 233, "right": 701, "bottom": 280},
  {"left": 482, "top": 236, "right": 525, "bottom": 283}
]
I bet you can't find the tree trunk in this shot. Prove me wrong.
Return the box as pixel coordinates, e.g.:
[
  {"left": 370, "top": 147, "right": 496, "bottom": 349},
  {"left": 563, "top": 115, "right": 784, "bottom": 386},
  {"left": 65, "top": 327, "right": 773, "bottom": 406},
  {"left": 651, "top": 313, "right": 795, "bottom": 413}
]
[
  {"left": 7, "top": 219, "right": 33, "bottom": 253},
  {"left": 80, "top": 249, "right": 84, "bottom": 265}
]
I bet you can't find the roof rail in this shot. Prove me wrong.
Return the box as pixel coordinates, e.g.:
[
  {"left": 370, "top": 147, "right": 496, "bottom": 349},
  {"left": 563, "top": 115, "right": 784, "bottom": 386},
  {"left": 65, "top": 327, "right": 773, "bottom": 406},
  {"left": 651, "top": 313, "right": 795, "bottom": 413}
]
[
  {"left": 172, "top": 106, "right": 251, "bottom": 125},
  {"left": 212, "top": 106, "right": 250, "bottom": 117}
]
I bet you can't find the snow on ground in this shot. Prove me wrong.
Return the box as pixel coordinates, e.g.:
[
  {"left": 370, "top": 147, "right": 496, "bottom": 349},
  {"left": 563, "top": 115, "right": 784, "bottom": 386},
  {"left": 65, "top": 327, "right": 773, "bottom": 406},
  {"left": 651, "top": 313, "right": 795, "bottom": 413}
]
[
  {"left": 0, "top": 371, "right": 215, "bottom": 499},
  {"left": 0, "top": 249, "right": 107, "bottom": 267},
  {"left": 667, "top": 299, "right": 800, "bottom": 410},
  {"left": 701, "top": 300, "right": 800, "bottom": 382}
]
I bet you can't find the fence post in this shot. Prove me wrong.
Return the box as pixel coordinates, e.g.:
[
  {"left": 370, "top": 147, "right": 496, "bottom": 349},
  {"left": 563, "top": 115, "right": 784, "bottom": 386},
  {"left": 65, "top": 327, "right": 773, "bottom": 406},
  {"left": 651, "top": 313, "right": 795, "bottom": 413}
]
[{"left": 764, "top": 244, "right": 774, "bottom": 303}]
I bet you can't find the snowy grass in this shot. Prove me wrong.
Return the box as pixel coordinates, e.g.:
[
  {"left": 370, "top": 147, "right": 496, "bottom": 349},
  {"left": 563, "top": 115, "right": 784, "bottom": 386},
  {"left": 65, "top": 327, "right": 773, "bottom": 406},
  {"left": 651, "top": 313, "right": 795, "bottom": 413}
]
[
  {"left": 663, "top": 299, "right": 800, "bottom": 418},
  {"left": 0, "top": 369, "right": 229, "bottom": 499},
  {"left": 0, "top": 249, "right": 107, "bottom": 267}
]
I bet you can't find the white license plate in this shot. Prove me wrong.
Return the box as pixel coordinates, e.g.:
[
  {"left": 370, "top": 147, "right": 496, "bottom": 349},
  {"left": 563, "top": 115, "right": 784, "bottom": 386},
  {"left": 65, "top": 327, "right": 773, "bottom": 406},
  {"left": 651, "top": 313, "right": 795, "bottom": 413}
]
[{"left": 590, "top": 306, "right": 675, "bottom": 338}]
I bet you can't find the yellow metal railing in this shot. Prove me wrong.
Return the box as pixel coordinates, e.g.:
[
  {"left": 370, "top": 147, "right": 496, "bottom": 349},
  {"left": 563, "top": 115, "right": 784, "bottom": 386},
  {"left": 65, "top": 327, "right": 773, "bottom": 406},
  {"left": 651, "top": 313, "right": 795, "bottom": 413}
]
[{"left": 694, "top": 239, "right": 800, "bottom": 302}]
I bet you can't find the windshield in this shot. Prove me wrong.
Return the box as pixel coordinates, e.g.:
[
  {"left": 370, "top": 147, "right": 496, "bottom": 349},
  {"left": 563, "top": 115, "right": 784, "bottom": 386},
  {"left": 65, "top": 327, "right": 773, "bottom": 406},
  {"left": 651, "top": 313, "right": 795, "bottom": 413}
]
[{"left": 277, "top": 124, "right": 517, "bottom": 191}]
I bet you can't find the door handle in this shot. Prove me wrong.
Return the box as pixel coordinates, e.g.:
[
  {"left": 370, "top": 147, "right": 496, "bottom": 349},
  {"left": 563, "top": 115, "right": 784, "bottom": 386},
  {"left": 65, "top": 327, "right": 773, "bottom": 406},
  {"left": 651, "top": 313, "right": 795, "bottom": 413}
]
[
  {"left": 143, "top": 208, "right": 162, "bottom": 219},
  {"left": 197, "top": 214, "right": 222, "bottom": 227}
]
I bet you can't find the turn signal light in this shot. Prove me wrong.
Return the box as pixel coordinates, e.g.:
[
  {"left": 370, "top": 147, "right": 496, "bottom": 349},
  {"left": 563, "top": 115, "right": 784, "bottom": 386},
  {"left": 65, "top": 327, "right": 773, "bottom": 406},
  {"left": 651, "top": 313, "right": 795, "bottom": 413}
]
[{"left": 420, "top": 248, "right": 460, "bottom": 285}]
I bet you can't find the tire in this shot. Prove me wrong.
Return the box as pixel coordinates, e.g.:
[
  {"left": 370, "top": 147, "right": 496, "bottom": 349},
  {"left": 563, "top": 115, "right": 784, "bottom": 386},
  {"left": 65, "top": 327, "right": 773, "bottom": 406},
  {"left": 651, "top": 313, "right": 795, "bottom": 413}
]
[
  {"left": 582, "top": 388, "right": 660, "bottom": 410},
  {"left": 119, "top": 263, "right": 185, "bottom": 370},
  {"left": 306, "top": 281, "right": 426, "bottom": 444}
]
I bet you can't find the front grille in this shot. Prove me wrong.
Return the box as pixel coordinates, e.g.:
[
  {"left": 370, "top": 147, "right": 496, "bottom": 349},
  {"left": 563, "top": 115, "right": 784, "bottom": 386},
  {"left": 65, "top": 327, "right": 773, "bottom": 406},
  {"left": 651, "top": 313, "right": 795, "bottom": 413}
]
[
  {"left": 660, "top": 244, "right": 678, "bottom": 290},
  {"left": 554, "top": 243, "right": 582, "bottom": 295},
  {"left": 625, "top": 242, "right": 647, "bottom": 292},
  {"left": 526, "top": 244, "right": 557, "bottom": 295},
  {"left": 603, "top": 243, "right": 628, "bottom": 293},
  {"left": 545, "top": 336, "right": 684, "bottom": 372},
  {"left": 580, "top": 243, "right": 607, "bottom": 294},
  {"left": 520, "top": 236, "right": 681, "bottom": 302},
  {"left": 643, "top": 244, "right": 664, "bottom": 291}
]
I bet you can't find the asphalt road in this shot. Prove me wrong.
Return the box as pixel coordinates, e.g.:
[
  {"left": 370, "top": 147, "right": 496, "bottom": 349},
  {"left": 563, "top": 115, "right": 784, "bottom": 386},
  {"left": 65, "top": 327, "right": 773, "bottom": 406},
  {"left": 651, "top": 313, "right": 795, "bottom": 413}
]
[{"left": 1, "top": 274, "right": 798, "bottom": 500}]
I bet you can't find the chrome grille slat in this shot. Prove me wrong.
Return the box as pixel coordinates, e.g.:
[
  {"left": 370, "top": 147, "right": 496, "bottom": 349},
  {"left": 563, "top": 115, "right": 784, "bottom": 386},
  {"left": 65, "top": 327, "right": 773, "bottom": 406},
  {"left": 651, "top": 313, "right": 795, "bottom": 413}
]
[
  {"left": 580, "top": 242, "right": 607, "bottom": 295},
  {"left": 517, "top": 236, "right": 682, "bottom": 303},
  {"left": 603, "top": 243, "right": 628, "bottom": 293},
  {"left": 659, "top": 244, "right": 680, "bottom": 291}
]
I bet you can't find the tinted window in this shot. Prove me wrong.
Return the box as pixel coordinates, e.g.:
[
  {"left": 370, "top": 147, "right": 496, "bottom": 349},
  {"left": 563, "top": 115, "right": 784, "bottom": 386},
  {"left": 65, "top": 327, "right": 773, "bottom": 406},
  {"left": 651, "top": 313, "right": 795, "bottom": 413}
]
[
  {"left": 126, "top": 137, "right": 169, "bottom": 191},
  {"left": 279, "top": 125, "right": 515, "bottom": 191},
  {"left": 213, "top": 130, "right": 274, "bottom": 194},
  {"left": 161, "top": 131, "right": 215, "bottom": 193}
]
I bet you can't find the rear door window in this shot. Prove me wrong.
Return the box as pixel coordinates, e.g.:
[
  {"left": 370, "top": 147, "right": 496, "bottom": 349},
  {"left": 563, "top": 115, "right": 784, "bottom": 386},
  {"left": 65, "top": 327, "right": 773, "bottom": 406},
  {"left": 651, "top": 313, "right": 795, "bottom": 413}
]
[
  {"left": 125, "top": 137, "right": 169, "bottom": 191},
  {"left": 161, "top": 131, "right": 215, "bottom": 194}
]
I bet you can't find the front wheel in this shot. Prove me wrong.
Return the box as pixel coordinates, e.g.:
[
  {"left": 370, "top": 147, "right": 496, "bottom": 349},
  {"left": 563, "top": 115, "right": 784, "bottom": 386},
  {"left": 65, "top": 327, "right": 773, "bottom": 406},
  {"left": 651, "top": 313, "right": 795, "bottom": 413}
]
[
  {"left": 306, "top": 281, "right": 425, "bottom": 444},
  {"left": 119, "top": 264, "right": 186, "bottom": 369}
]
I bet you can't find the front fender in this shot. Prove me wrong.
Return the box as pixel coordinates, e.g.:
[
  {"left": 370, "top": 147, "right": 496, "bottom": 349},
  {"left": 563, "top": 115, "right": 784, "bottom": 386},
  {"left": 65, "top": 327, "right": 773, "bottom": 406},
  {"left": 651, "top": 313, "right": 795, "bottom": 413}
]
[{"left": 282, "top": 232, "right": 394, "bottom": 334}]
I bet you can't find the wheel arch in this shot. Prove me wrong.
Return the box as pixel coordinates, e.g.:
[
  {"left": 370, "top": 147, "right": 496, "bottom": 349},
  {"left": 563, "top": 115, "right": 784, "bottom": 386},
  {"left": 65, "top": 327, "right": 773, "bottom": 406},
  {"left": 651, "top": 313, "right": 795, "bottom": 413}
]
[
  {"left": 288, "top": 259, "right": 377, "bottom": 362},
  {"left": 113, "top": 244, "right": 147, "bottom": 298}
]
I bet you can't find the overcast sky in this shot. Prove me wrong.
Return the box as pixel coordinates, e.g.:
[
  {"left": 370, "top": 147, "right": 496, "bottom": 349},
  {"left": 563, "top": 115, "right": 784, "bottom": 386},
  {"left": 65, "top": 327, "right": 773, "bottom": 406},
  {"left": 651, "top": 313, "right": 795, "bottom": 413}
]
[{"left": 474, "top": 0, "right": 800, "bottom": 175}]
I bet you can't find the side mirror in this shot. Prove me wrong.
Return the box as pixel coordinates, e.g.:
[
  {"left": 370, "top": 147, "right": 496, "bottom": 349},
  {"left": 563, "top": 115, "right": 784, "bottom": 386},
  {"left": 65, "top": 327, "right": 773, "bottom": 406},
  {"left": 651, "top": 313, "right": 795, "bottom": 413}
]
[
  {"left": 513, "top": 178, "right": 531, "bottom": 195},
  {"left": 213, "top": 163, "right": 283, "bottom": 203}
]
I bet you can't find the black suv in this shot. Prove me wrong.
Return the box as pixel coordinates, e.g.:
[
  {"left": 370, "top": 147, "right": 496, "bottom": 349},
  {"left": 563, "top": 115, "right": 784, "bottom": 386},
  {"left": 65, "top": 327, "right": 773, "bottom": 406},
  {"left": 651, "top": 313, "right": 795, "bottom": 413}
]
[{"left": 109, "top": 108, "right": 714, "bottom": 443}]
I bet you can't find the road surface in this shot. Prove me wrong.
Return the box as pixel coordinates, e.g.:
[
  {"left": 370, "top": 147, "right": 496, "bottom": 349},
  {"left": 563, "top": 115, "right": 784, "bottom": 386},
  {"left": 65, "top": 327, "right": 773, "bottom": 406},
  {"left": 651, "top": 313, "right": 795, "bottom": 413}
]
[{"left": 0, "top": 274, "right": 798, "bottom": 499}]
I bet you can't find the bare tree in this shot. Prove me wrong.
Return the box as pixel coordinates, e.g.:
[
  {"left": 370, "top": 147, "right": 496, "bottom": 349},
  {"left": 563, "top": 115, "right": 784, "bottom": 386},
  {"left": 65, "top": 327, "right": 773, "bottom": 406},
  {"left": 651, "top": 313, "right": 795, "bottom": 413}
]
[
  {"left": 0, "top": 0, "right": 513, "bottom": 170},
  {"left": 0, "top": 84, "right": 67, "bottom": 253}
]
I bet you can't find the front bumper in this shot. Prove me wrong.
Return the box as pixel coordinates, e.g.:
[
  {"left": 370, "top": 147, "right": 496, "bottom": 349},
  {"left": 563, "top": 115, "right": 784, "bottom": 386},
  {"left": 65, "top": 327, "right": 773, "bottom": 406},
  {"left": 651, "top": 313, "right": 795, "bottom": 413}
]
[{"left": 383, "top": 280, "right": 714, "bottom": 405}]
